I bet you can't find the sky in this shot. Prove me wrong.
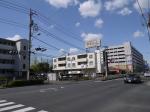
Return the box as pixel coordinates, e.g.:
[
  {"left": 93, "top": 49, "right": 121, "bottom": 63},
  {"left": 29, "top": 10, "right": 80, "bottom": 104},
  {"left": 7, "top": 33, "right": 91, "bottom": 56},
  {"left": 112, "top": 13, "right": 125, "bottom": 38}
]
[{"left": 0, "top": 0, "right": 150, "bottom": 63}]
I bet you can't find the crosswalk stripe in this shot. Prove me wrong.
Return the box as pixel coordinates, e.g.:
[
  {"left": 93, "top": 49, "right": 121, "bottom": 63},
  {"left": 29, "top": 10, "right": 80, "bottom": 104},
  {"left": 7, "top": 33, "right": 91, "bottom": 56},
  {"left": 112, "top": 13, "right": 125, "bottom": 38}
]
[
  {"left": 0, "top": 100, "right": 7, "bottom": 103},
  {"left": 12, "top": 107, "right": 35, "bottom": 112},
  {"left": 0, "top": 104, "right": 24, "bottom": 112},
  {"left": 0, "top": 102, "right": 15, "bottom": 107},
  {"left": 38, "top": 110, "right": 48, "bottom": 112}
]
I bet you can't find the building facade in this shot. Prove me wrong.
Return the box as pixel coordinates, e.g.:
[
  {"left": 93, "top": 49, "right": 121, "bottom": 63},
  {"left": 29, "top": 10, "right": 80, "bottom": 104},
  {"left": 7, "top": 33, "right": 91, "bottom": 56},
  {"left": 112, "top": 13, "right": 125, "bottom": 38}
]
[
  {"left": 53, "top": 42, "right": 144, "bottom": 77},
  {"left": 53, "top": 50, "right": 104, "bottom": 77},
  {"left": 0, "top": 38, "right": 29, "bottom": 78},
  {"left": 107, "top": 42, "right": 144, "bottom": 73}
]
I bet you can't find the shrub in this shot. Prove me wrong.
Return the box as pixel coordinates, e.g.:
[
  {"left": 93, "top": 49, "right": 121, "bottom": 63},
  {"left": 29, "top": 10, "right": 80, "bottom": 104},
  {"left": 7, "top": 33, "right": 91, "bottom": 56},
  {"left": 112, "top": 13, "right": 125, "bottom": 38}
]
[{"left": 6, "top": 80, "right": 44, "bottom": 87}]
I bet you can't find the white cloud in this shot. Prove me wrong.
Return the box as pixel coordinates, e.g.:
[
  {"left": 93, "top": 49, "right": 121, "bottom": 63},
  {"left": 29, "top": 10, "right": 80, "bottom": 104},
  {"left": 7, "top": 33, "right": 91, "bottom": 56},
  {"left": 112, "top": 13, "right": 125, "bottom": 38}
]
[
  {"left": 133, "top": 30, "right": 144, "bottom": 38},
  {"left": 105, "top": 0, "right": 130, "bottom": 11},
  {"left": 79, "top": 0, "right": 102, "bottom": 18},
  {"left": 81, "top": 32, "right": 103, "bottom": 41},
  {"left": 75, "top": 22, "right": 80, "bottom": 27},
  {"left": 69, "top": 48, "right": 79, "bottom": 54},
  {"left": 45, "top": 0, "right": 79, "bottom": 8},
  {"left": 59, "top": 48, "right": 65, "bottom": 53},
  {"left": 134, "top": 0, "right": 149, "bottom": 12},
  {"left": 94, "top": 18, "right": 104, "bottom": 28},
  {"left": 6, "top": 35, "right": 23, "bottom": 41},
  {"left": 81, "top": 32, "right": 86, "bottom": 38},
  {"left": 118, "top": 7, "right": 132, "bottom": 16}
]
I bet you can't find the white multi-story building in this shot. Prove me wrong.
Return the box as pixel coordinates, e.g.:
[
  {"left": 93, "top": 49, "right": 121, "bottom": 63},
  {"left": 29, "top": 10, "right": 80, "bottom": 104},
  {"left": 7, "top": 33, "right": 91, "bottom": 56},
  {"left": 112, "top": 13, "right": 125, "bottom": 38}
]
[
  {"left": 53, "top": 50, "right": 104, "bottom": 77},
  {"left": 53, "top": 42, "right": 144, "bottom": 77},
  {"left": 0, "top": 38, "right": 29, "bottom": 78},
  {"left": 107, "top": 42, "right": 144, "bottom": 73}
]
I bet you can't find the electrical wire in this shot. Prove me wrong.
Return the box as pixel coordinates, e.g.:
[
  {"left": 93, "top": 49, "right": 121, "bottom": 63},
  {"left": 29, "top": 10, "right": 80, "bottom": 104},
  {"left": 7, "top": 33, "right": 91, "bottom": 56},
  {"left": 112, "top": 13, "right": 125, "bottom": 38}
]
[
  {"left": 0, "top": 17, "right": 69, "bottom": 56},
  {"left": 0, "top": 0, "right": 85, "bottom": 54},
  {"left": 0, "top": 0, "right": 29, "bottom": 14},
  {"left": 39, "top": 27, "right": 85, "bottom": 51},
  {"left": 32, "top": 36, "right": 68, "bottom": 54},
  {"left": 0, "top": 17, "right": 28, "bottom": 29},
  {"left": 34, "top": 52, "right": 55, "bottom": 58},
  {"left": 36, "top": 13, "right": 83, "bottom": 42},
  {"left": 0, "top": 0, "right": 83, "bottom": 43},
  {"left": 137, "top": 0, "right": 150, "bottom": 42}
]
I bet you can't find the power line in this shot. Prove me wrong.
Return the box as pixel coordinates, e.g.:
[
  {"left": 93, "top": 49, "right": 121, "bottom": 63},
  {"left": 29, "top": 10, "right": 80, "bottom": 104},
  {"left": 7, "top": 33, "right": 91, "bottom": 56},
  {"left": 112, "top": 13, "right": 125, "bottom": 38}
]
[
  {"left": 39, "top": 27, "right": 85, "bottom": 51},
  {"left": 36, "top": 13, "right": 83, "bottom": 42},
  {"left": 137, "top": 0, "right": 150, "bottom": 42},
  {"left": 0, "top": 0, "right": 29, "bottom": 14},
  {"left": 0, "top": 0, "right": 29, "bottom": 10},
  {"left": 0, "top": 16, "right": 70, "bottom": 55},
  {"left": 0, "top": 17, "right": 28, "bottom": 29},
  {"left": 0, "top": 0, "right": 83, "bottom": 43},
  {"left": 0, "top": 0, "right": 85, "bottom": 52},
  {"left": 34, "top": 52, "right": 55, "bottom": 58},
  {"left": 32, "top": 36, "right": 68, "bottom": 54}
]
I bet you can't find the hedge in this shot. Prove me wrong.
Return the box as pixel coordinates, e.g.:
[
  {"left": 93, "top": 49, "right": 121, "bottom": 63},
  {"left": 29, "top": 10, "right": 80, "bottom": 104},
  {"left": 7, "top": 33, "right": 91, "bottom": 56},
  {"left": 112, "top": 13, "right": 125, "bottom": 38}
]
[{"left": 6, "top": 80, "right": 44, "bottom": 87}]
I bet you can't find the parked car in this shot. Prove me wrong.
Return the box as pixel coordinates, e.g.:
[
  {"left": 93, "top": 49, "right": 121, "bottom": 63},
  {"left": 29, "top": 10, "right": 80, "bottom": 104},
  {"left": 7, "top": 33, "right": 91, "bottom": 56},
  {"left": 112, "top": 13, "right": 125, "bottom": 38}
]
[{"left": 124, "top": 74, "right": 142, "bottom": 83}]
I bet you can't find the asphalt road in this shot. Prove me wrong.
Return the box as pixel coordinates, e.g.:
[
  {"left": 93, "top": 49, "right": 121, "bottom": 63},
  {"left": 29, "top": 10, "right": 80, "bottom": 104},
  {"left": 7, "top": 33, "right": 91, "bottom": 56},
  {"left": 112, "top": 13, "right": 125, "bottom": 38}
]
[{"left": 0, "top": 79, "right": 150, "bottom": 112}]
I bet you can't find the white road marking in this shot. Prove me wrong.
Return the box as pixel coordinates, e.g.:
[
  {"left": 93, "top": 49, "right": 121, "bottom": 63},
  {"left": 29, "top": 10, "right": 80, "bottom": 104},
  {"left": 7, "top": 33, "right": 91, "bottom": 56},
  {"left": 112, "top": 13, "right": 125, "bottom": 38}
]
[
  {"left": 40, "top": 88, "right": 58, "bottom": 92},
  {"left": 60, "top": 86, "right": 64, "bottom": 89},
  {"left": 0, "top": 104, "right": 24, "bottom": 112},
  {"left": 40, "top": 90, "right": 45, "bottom": 93},
  {"left": 94, "top": 81, "right": 102, "bottom": 83},
  {"left": 12, "top": 107, "right": 35, "bottom": 112},
  {"left": 0, "top": 100, "right": 48, "bottom": 112},
  {"left": 0, "top": 100, "right": 7, "bottom": 103},
  {"left": 38, "top": 110, "right": 48, "bottom": 112},
  {"left": 0, "top": 102, "right": 15, "bottom": 107}
]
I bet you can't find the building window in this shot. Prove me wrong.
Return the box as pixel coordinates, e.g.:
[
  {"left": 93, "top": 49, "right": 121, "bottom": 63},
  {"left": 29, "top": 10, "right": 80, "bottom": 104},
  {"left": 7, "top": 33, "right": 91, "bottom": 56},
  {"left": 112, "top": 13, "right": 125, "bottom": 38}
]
[
  {"left": 72, "top": 57, "right": 75, "bottom": 60},
  {"left": 58, "top": 64, "right": 66, "bottom": 67},
  {"left": 67, "top": 57, "right": 70, "bottom": 61},
  {"left": 68, "top": 63, "right": 71, "bottom": 68},
  {"left": 54, "top": 59, "right": 57, "bottom": 62},
  {"left": 72, "top": 63, "right": 76, "bottom": 67},
  {"left": 89, "top": 54, "right": 93, "bottom": 58},
  {"left": 77, "top": 54, "right": 87, "bottom": 59},
  {"left": 58, "top": 57, "right": 66, "bottom": 61},
  {"left": 78, "top": 62, "right": 87, "bottom": 65},
  {"left": 23, "top": 46, "right": 26, "bottom": 50},
  {"left": 23, "top": 64, "right": 26, "bottom": 69},
  {"left": 23, "top": 56, "right": 26, "bottom": 60},
  {"left": 54, "top": 65, "right": 57, "bottom": 69},
  {"left": 89, "top": 61, "right": 93, "bottom": 66}
]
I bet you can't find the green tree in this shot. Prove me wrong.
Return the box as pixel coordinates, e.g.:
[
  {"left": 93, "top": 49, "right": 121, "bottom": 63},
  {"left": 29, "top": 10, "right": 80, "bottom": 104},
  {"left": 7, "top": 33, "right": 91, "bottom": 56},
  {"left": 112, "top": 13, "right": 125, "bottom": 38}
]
[{"left": 31, "top": 62, "right": 49, "bottom": 73}]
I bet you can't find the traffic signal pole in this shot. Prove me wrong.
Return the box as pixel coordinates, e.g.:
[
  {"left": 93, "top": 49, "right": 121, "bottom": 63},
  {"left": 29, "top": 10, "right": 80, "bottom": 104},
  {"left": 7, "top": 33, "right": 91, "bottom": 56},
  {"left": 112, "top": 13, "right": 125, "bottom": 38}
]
[{"left": 27, "top": 9, "right": 33, "bottom": 80}]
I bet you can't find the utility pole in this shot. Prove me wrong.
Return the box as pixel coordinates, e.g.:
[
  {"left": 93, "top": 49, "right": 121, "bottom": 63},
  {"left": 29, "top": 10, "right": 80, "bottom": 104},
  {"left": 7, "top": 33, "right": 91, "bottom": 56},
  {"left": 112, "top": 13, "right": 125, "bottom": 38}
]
[
  {"left": 27, "top": 9, "right": 34, "bottom": 80},
  {"left": 104, "top": 48, "right": 108, "bottom": 77}
]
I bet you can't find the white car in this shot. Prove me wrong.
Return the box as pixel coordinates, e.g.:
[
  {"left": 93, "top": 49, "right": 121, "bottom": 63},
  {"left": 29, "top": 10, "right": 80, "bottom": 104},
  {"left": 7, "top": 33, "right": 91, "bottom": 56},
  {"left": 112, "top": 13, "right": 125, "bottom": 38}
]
[{"left": 144, "top": 73, "right": 150, "bottom": 77}]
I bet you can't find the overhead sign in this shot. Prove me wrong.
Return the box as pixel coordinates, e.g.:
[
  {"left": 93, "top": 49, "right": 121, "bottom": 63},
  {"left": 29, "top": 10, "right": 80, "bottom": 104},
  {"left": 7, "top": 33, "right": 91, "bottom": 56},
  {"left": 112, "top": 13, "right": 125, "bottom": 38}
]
[{"left": 85, "top": 38, "right": 101, "bottom": 48}]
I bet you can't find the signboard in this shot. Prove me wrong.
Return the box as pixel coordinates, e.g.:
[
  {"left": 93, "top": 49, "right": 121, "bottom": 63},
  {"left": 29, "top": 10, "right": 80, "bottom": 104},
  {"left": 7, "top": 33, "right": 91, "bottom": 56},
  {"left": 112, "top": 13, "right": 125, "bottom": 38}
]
[{"left": 85, "top": 38, "right": 101, "bottom": 48}]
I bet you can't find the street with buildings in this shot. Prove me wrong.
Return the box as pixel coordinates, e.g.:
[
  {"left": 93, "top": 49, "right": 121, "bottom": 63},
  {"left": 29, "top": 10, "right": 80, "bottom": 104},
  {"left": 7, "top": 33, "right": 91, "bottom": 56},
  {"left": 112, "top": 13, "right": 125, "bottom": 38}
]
[{"left": 0, "top": 0, "right": 150, "bottom": 112}]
